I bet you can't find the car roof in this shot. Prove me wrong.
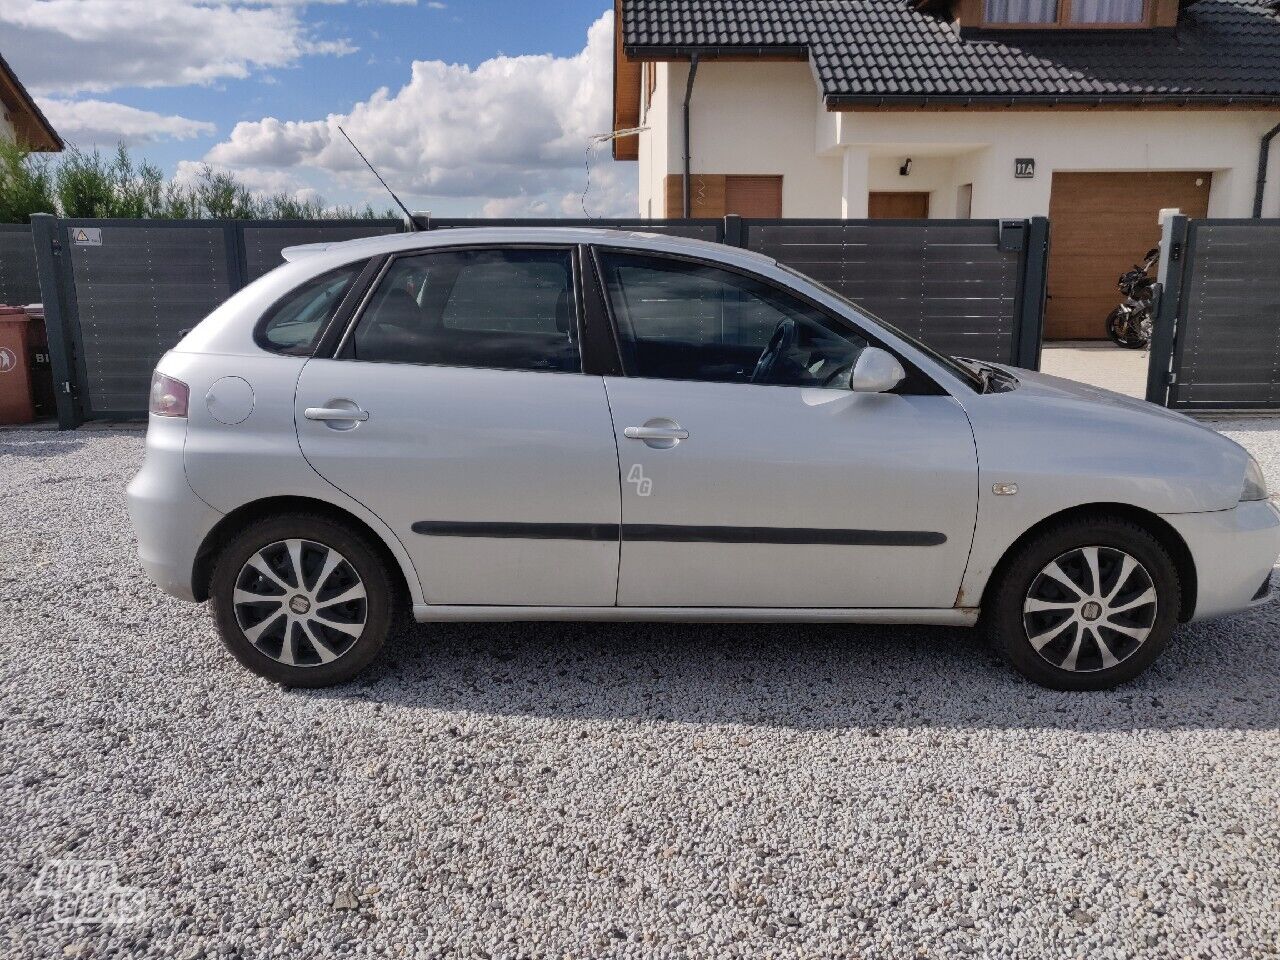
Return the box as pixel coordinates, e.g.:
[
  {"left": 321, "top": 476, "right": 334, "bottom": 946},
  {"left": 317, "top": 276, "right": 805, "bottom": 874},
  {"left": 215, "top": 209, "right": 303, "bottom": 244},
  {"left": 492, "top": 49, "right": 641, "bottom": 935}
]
[{"left": 281, "top": 226, "right": 778, "bottom": 270}]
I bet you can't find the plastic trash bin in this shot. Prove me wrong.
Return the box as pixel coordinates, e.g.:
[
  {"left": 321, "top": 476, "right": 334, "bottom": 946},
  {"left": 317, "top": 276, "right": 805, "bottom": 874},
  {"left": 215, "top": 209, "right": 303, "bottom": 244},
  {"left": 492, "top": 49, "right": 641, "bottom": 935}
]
[
  {"left": 0, "top": 305, "right": 43, "bottom": 424},
  {"left": 22, "top": 304, "right": 56, "bottom": 420}
]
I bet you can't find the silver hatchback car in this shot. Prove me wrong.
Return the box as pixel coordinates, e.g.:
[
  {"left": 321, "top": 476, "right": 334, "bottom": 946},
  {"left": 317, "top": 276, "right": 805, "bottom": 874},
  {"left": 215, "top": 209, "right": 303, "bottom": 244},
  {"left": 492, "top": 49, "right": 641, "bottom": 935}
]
[{"left": 128, "top": 228, "right": 1280, "bottom": 690}]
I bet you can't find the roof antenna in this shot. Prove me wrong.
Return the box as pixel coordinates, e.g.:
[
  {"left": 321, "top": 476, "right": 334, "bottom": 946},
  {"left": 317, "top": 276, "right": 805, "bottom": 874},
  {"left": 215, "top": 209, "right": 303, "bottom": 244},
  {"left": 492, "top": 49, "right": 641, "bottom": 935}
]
[
  {"left": 337, "top": 125, "right": 419, "bottom": 231},
  {"left": 582, "top": 126, "right": 648, "bottom": 219}
]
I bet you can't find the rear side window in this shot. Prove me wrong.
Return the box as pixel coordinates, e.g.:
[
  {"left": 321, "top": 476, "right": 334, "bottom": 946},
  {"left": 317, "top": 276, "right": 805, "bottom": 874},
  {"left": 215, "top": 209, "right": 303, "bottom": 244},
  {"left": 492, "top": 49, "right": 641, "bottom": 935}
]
[
  {"left": 349, "top": 248, "right": 580, "bottom": 373},
  {"left": 257, "top": 264, "right": 363, "bottom": 356}
]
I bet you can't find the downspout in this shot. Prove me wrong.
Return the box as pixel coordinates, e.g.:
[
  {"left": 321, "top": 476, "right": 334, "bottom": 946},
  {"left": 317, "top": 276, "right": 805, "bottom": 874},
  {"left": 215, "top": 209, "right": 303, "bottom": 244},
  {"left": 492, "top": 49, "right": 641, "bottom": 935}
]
[
  {"left": 1253, "top": 120, "right": 1280, "bottom": 217},
  {"left": 682, "top": 53, "right": 701, "bottom": 218}
]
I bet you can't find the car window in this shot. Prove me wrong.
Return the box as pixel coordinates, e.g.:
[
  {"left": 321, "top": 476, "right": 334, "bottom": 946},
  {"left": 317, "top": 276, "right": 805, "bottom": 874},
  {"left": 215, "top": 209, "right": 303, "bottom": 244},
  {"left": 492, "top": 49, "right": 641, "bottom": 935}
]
[
  {"left": 596, "top": 252, "right": 868, "bottom": 387},
  {"left": 258, "top": 263, "right": 362, "bottom": 356},
  {"left": 351, "top": 248, "right": 580, "bottom": 373},
  {"left": 775, "top": 263, "right": 985, "bottom": 393}
]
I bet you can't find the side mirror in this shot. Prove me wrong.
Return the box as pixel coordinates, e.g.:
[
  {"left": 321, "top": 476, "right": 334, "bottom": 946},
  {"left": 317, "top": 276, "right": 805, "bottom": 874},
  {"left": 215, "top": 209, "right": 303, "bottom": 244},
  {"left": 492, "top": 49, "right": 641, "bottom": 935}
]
[{"left": 849, "top": 347, "right": 906, "bottom": 394}]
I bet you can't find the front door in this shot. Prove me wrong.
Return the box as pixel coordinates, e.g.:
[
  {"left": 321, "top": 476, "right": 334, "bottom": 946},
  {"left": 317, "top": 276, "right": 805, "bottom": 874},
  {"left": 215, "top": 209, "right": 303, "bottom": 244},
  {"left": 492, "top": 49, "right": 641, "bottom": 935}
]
[
  {"left": 869, "top": 191, "right": 931, "bottom": 219},
  {"left": 592, "top": 250, "right": 978, "bottom": 609},
  {"left": 296, "top": 246, "right": 621, "bottom": 606}
]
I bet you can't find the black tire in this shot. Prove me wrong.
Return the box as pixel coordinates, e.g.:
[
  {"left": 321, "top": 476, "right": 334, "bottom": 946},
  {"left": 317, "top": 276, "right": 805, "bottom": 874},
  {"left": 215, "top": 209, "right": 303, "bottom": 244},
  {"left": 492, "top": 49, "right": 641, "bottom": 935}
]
[
  {"left": 210, "top": 513, "right": 393, "bottom": 687},
  {"left": 986, "top": 517, "right": 1181, "bottom": 691},
  {"left": 1105, "top": 307, "right": 1147, "bottom": 349}
]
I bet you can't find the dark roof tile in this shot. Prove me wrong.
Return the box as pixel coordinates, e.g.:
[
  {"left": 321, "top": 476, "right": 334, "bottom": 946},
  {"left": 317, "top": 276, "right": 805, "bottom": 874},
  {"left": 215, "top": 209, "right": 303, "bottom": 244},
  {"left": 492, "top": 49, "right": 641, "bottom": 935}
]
[{"left": 624, "top": 0, "right": 1280, "bottom": 101}]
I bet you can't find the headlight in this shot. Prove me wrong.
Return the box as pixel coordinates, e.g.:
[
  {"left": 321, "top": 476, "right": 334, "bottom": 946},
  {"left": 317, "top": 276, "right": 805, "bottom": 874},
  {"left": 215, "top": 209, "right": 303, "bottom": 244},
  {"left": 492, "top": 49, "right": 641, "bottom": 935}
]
[{"left": 1242, "top": 456, "right": 1269, "bottom": 502}]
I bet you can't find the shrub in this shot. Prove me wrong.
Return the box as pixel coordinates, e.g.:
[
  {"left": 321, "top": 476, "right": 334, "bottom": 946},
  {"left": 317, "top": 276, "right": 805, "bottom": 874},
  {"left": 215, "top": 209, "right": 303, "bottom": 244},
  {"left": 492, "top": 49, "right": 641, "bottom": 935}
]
[{"left": 0, "top": 142, "right": 398, "bottom": 223}]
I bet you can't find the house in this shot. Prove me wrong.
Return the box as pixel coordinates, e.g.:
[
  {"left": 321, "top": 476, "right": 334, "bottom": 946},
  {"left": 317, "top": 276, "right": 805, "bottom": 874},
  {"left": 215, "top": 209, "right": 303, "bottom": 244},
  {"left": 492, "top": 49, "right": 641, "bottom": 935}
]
[
  {"left": 611, "top": 0, "right": 1280, "bottom": 338},
  {"left": 0, "top": 52, "right": 61, "bottom": 152}
]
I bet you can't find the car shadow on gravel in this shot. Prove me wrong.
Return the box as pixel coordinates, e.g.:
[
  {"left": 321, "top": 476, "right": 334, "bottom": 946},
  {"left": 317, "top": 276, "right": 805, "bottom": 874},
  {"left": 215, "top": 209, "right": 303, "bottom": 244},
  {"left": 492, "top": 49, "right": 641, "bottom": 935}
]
[{"left": 308, "top": 612, "right": 1280, "bottom": 732}]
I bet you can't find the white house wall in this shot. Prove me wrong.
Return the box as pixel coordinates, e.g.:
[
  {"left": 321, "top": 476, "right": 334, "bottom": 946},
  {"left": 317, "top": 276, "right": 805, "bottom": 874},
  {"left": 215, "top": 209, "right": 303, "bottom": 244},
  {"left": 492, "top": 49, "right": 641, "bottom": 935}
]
[
  {"left": 634, "top": 61, "right": 1280, "bottom": 219},
  {"left": 638, "top": 61, "right": 843, "bottom": 218},
  {"left": 836, "top": 110, "right": 1280, "bottom": 219}
]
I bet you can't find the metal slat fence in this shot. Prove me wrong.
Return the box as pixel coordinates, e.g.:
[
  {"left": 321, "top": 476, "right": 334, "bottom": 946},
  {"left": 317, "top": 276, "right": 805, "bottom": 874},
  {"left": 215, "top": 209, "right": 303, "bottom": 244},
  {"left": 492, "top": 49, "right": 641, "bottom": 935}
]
[
  {"left": 21, "top": 214, "right": 1048, "bottom": 428},
  {"left": 1147, "top": 217, "right": 1280, "bottom": 411},
  {"left": 0, "top": 224, "right": 41, "bottom": 306}
]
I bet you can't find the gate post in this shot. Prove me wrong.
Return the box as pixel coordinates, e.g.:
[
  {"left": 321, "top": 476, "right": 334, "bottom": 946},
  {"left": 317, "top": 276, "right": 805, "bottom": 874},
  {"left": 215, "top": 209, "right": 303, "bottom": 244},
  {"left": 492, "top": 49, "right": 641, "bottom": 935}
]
[
  {"left": 723, "top": 214, "right": 744, "bottom": 248},
  {"left": 29, "top": 213, "right": 80, "bottom": 430},
  {"left": 1145, "top": 214, "right": 1189, "bottom": 406},
  {"left": 1013, "top": 216, "right": 1050, "bottom": 370}
]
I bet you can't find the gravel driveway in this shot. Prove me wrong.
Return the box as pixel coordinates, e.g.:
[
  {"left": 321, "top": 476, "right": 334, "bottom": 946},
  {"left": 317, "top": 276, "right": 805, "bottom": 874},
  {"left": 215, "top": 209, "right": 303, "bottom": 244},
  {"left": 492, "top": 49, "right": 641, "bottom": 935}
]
[{"left": 2, "top": 422, "right": 1278, "bottom": 960}]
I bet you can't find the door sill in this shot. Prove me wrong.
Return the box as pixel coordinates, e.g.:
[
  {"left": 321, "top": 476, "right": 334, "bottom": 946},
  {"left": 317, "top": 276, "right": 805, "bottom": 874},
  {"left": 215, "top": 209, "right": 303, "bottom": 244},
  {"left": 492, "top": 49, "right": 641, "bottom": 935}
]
[{"left": 412, "top": 605, "right": 978, "bottom": 626}]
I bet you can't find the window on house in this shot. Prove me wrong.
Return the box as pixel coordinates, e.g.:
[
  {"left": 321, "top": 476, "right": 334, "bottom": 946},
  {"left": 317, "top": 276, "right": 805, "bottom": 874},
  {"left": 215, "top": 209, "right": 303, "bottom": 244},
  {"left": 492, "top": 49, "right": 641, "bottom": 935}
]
[
  {"left": 984, "top": 0, "right": 1058, "bottom": 23},
  {"left": 1070, "top": 0, "right": 1145, "bottom": 21},
  {"left": 984, "top": 0, "right": 1145, "bottom": 24}
]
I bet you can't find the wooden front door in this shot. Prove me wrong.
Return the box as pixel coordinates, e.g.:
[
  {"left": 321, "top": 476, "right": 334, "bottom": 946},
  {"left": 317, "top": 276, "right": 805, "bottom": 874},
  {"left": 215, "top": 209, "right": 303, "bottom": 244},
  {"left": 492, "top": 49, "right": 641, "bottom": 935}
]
[
  {"left": 868, "top": 192, "right": 931, "bottom": 219},
  {"left": 1046, "top": 171, "right": 1211, "bottom": 340}
]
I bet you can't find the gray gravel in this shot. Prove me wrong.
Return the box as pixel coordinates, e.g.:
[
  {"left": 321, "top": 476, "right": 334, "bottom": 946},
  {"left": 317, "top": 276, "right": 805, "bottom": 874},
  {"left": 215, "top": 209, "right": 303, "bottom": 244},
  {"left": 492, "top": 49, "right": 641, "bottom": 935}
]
[{"left": 1, "top": 421, "right": 1279, "bottom": 960}]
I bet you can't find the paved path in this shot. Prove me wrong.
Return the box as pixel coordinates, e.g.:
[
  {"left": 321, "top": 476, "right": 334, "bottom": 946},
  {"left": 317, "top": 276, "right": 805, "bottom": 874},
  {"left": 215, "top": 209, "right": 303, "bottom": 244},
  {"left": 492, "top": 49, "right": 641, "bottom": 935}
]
[{"left": 1041, "top": 341, "right": 1151, "bottom": 399}]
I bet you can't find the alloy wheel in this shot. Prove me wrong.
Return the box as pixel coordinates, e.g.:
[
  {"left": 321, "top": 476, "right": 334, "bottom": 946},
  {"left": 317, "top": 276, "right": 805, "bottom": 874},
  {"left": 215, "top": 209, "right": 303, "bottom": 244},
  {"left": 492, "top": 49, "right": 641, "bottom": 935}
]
[
  {"left": 1022, "top": 545, "right": 1157, "bottom": 673},
  {"left": 232, "top": 539, "right": 367, "bottom": 667}
]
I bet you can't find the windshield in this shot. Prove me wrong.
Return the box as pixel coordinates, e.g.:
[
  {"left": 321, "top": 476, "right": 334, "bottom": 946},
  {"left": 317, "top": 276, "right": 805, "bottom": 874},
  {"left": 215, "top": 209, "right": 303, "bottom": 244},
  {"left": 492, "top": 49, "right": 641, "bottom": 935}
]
[{"left": 778, "top": 265, "right": 987, "bottom": 392}]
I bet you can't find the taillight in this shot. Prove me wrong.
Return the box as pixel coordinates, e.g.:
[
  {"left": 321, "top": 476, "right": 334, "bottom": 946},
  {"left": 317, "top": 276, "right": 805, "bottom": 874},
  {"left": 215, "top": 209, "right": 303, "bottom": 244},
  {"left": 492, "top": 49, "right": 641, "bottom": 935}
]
[{"left": 149, "top": 372, "right": 189, "bottom": 418}]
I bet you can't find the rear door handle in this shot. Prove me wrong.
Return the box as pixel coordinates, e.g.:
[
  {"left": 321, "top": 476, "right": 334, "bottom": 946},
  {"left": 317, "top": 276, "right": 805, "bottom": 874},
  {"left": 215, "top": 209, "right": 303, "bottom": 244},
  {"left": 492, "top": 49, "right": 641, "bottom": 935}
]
[
  {"left": 305, "top": 407, "right": 369, "bottom": 422},
  {"left": 304, "top": 399, "right": 369, "bottom": 430}
]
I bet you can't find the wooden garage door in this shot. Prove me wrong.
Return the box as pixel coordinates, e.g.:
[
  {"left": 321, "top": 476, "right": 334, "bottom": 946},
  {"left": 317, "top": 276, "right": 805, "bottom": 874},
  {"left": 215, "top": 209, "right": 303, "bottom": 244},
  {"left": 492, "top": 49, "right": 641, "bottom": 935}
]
[{"left": 1046, "top": 171, "right": 1211, "bottom": 340}]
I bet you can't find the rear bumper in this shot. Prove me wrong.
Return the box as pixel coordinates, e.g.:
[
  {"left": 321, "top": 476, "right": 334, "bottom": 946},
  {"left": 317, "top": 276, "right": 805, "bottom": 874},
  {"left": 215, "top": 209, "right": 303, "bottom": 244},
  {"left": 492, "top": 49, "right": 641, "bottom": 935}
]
[
  {"left": 126, "top": 415, "right": 223, "bottom": 603},
  {"left": 1162, "top": 499, "right": 1280, "bottom": 622}
]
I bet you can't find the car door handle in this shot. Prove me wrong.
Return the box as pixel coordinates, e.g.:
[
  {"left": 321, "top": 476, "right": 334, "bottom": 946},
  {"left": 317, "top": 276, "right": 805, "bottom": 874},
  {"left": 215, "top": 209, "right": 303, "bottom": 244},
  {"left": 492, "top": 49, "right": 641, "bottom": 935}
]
[
  {"left": 624, "top": 420, "right": 689, "bottom": 449},
  {"left": 305, "top": 406, "right": 369, "bottom": 422},
  {"left": 624, "top": 426, "right": 689, "bottom": 441},
  {"left": 304, "top": 400, "right": 369, "bottom": 431}
]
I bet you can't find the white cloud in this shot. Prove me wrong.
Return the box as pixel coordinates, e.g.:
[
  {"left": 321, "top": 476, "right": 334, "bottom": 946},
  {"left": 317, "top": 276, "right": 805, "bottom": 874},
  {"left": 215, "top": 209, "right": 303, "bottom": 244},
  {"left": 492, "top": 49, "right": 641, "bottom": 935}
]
[
  {"left": 203, "top": 11, "right": 638, "bottom": 216},
  {"left": 173, "top": 159, "right": 308, "bottom": 196},
  {"left": 0, "top": 0, "right": 359, "bottom": 95},
  {"left": 40, "top": 99, "right": 217, "bottom": 147}
]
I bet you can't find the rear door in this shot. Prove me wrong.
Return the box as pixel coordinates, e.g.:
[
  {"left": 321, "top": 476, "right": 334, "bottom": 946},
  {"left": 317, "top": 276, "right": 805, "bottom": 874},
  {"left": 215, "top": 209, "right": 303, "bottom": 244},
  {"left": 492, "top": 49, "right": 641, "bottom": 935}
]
[{"left": 295, "top": 246, "right": 622, "bottom": 606}]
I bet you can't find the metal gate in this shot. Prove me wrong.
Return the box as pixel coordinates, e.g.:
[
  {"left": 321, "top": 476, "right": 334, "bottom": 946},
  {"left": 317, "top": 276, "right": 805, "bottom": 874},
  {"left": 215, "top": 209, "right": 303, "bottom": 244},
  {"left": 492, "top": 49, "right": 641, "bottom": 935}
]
[
  {"left": 30, "top": 215, "right": 401, "bottom": 426},
  {"left": 737, "top": 218, "right": 1047, "bottom": 367},
  {"left": 427, "top": 215, "right": 1048, "bottom": 368},
  {"left": 1147, "top": 216, "right": 1280, "bottom": 410},
  {"left": 26, "top": 213, "right": 1048, "bottom": 428},
  {"left": 0, "top": 224, "right": 40, "bottom": 306}
]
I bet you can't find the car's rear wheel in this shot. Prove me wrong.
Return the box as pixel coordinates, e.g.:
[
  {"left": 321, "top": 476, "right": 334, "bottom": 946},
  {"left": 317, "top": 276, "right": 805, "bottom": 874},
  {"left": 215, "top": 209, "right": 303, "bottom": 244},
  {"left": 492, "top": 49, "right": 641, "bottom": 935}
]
[
  {"left": 210, "top": 514, "right": 393, "bottom": 687},
  {"left": 987, "top": 517, "right": 1181, "bottom": 690}
]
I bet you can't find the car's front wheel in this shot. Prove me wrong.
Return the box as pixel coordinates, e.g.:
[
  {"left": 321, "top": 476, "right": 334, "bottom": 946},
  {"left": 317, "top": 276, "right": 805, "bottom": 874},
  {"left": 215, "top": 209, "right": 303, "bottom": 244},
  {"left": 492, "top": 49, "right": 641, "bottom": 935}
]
[
  {"left": 210, "top": 514, "right": 393, "bottom": 687},
  {"left": 987, "top": 517, "right": 1182, "bottom": 690}
]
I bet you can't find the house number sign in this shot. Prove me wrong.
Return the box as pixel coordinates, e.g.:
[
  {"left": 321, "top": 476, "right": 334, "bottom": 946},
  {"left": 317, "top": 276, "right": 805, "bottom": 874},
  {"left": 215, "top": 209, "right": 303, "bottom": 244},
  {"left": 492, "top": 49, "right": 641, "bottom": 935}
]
[{"left": 1014, "top": 158, "right": 1036, "bottom": 179}]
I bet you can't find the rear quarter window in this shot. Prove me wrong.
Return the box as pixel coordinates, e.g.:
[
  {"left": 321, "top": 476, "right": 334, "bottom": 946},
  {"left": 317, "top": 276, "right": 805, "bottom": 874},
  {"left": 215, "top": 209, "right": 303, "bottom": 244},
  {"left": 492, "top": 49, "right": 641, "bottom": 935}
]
[{"left": 256, "top": 263, "right": 364, "bottom": 356}]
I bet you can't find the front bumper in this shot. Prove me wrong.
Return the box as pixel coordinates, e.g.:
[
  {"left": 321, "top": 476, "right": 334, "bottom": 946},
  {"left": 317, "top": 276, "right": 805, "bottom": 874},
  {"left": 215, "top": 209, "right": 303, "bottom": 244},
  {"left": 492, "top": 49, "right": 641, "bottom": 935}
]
[
  {"left": 1162, "top": 499, "right": 1280, "bottom": 622},
  {"left": 126, "top": 415, "right": 223, "bottom": 603}
]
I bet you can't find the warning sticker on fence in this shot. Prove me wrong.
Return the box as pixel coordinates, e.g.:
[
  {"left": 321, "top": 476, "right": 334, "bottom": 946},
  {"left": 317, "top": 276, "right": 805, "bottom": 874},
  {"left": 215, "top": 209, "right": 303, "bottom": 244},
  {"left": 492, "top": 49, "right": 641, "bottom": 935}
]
[{"left": 71, "top": 228, "right": 102, "bottom": 246}]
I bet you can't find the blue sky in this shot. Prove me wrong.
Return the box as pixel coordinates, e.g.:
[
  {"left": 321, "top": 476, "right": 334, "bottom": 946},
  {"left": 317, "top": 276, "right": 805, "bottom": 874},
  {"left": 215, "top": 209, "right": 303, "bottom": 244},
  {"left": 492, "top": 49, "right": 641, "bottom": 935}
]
[{"left": 2, "top": 1, "right": 628, "bottom": 216}]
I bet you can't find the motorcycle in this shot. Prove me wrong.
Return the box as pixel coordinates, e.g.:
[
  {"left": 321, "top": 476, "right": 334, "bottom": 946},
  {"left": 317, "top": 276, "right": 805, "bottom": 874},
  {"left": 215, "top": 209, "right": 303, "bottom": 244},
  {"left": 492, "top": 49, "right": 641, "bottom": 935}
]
[{"left": 1105, "top": 247, "right": 1159, "bottom": 350}]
